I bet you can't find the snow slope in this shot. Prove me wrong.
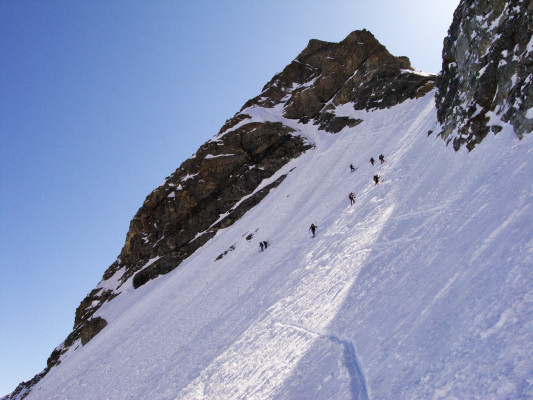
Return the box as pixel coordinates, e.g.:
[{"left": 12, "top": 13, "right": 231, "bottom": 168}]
[{"left": 24, "top": 92, "right": 533, "bottom": 399}]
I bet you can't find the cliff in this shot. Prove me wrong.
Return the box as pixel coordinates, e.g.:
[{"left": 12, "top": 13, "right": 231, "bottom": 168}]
[{"left": 435, "top": 0, "right": 532, "bottom": 150}]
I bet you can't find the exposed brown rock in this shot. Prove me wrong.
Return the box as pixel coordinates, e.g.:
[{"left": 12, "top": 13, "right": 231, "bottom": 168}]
[
  {"left": 243, "top": 29, "right": 436, "bottom": 127},
  {"left": 80, "top": 317, "right": 108, "bottom": 346}
]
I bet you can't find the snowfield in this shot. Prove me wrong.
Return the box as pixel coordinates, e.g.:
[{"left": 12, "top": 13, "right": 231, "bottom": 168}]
[{"left": 24, "top": 92, "right": 533, "bottom": 399}]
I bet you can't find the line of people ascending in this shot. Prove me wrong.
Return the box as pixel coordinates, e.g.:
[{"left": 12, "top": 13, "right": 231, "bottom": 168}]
[
  {"left": 348, "top": 153, "right": 386, "bottom": 207},
  {"left": 370, "top": 154, "right": 385, "bottom": 186},
  {"left": 312, "top": 153, "right": 386, "bottom": 239},
  {"left": 369, "top": 154, "right": 385, "bottom": 166}
]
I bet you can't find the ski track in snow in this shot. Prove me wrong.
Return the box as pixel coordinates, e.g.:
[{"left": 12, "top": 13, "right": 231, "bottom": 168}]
[
  {"left": 24, "top": 92, "right": 533, "bottom": 400},
  {"left": 276, "top": 321, "right": 369, "bottom": 400}
]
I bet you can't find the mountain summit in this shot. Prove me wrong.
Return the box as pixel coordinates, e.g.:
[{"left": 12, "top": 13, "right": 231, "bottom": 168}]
[
  {"left": 5, "top": 0, "right": 532, "bottom": 399},
  {"left": 242, "top": 29, "right": 435, "bottom": 126}
]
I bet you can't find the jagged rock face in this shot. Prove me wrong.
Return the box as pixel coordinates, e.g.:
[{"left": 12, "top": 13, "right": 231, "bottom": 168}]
[
  {"left": 243, "top": 29, "right": 436, "bottom": 129},
  {"left": 125, "top": 122, "right": 311, "bottom": 289},
  {"left": 435, "top": 0, "right": 533, "bottom": 151}
]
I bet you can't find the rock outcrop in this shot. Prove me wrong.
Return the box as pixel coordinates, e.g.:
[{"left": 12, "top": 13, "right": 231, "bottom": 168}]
[
  {"left": 243, "top": 30, "right": 435, "bottom": 129},
  {"left": 435, "top": 0, "right": 533, "bottom": 150}
]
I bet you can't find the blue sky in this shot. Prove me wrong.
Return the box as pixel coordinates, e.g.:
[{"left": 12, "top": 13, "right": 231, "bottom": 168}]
[{"left": 0, "top": 1, "right": 459, "bottom": 395}]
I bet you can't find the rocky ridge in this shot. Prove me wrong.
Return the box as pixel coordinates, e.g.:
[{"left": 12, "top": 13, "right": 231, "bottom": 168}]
[
  {"left": 242, "top": 29, "right": 435, "bottom": 130},
  {"left": 435, "top": 0, "right": 532, "bottom": 150}
]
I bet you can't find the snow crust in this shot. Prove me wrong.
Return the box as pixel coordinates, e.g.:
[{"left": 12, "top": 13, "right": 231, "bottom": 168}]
[{"left": 25, "top": 93, "right": 533, "bottom": 399}]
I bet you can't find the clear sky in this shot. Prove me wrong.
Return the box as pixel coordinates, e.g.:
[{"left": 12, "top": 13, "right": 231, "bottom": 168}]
[{"left": 0, "top": 0, "right": 459, "bottom": 396}]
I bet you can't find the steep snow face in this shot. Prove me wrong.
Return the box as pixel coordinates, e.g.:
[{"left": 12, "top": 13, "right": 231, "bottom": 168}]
[{"left": 22, "top": 93, "right": 533, "bottom": 399}]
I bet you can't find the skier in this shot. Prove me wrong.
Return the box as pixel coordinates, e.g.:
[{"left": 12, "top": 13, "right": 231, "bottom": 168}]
[
  {"left": 379, "top": 154, "right": 385, "bottom": 164},
  {"left": 370, "top": 157, "right": 375, "bottom": 166},
  {"left": 263, "top": 240, "right": 268, "bottom": 249},
  {"left": 309, "top": 223, "right": 317, "bottom": 238},
  {"left": 350, "top": 164, "right": 356, "bottom": 172},
  {"left": 373, "top": 174, "right": 380, "bottom": 185},
  {"left": 349, "top": 192, "right": 355, "bottom": 205}
]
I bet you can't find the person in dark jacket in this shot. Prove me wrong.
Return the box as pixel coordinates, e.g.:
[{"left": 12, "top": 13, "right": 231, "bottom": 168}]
[
  {"left": 309, "top": 223, "right": 317, "bottom": 237},
  {"left": 373, "top": 174, "right": 380, "bottom": 185},
  {"left": 370, "top": 157, "right": 375, "bottom": 166},
  {"left": 350, "top": 164, "right": 356, "bottom": 172},
  {"left": 349, "top": 192, "right": 355, "bottom": 205},
  {"left": 379, "top": 154, "right": 385, "bottom": 164}
]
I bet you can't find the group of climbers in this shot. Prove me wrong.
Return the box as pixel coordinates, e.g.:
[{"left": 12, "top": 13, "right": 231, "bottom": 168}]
[
  {"left": 260, "top": 154, "right": 387, "bottom": 245},
  {"left": 371, "top": 154, "right": 385, "bottom": 185},
  {"left": 351, "top": 153, "right": 386, "bottom": 187},
  {"left": 350, "top": 153, "right": 387, "bottom": 202},
  {"left": 348, "top": 153, "right": 388, "bottom": 207},
  {"left": 369, "top": 154, "right": 385, "bottom": 166},
  {"left": 309, "top": 153, "right": 387, "bottom": 239}
]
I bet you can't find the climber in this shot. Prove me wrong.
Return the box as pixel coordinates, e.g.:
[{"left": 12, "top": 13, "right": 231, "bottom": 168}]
[
  {"left": 259, "top": 242, "right": 264, "bottom": 252},
  {"left": 350, "top": 164, "right": 356, "bottom": 172},
  {"left": 379, "top": 154, "right": 385, "bottom": 164},
  {"left": 263, "top": 240, "right": 268, "bottom": 249},
  {"left": 349, "top": 192, "right": 355, "bottom": 206},
  {"left": 373, "top": 174, "right": 380, "bottom": 185},
  {"left": 370, "top": 157, "right": 375, "bottom": 166},
  {"left": 309, "top": 223, "right": 317, "bottom": 238}
]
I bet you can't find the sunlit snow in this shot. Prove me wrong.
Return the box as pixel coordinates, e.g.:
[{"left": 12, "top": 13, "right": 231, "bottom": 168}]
[{"left": 24, "top": 92, "right": 533, "bottom": 400}]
